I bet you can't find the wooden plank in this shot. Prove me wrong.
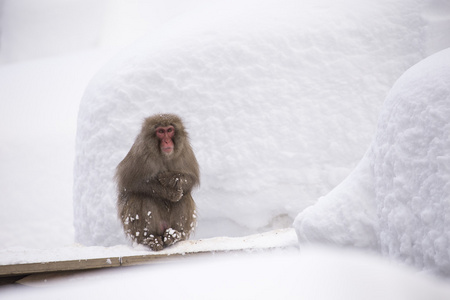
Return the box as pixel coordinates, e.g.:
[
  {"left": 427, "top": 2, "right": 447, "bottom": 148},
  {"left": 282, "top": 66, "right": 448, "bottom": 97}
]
[
  {"left": 0, "top": 228, "right": 298, "bottom": 277},
  {"left": 119, "top": 249, "right": 218, "bottom": 267},
  {"left": 120, "top": 253, "right": 180, "bottom": 266},
  {"left": 0, "top": 257, "right": 121, "bottom": 277},
  {"left": 0, "top": 247, "right": 252, "bottom": 277},
  {"left": 0, "top": 249, "right": 233, "bottom": 277}
]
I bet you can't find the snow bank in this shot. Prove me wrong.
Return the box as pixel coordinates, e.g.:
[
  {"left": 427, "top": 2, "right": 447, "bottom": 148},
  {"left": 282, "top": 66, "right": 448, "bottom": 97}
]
[
  {"left": 294, "top": 153, "right": 379, "bottom": 249},
  {"left": 74, "top": 0, "right": 442, "bottom": 246},
  {"left": 295, "top": 48, "right": 450, "bottom": 276},
  {"left": 4, "top": 246, "right": 450, "bottom": 299}
]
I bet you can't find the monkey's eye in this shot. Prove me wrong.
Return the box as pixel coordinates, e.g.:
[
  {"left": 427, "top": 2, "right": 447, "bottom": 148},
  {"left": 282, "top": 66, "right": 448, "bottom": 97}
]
[
  {"left": 158, "top": 129, "right": 165, "bottom": 134},
  {"left": 167, "top": 128, "right": 173, "bottom": 133}
]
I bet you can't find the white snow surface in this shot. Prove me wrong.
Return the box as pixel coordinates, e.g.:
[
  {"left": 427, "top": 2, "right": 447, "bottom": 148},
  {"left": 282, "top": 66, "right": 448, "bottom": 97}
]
[
  {"left": 73, "top": 0, "right": 448, "bottom": 246},
  {"left": 295, "top": 48, "right": 450, "bottom": 276}
]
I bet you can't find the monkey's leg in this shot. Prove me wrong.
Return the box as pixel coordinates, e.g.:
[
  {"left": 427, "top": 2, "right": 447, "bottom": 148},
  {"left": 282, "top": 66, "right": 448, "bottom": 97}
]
[
  {"left": 119, "top": 195, "right": 150, "bottom": 245},
  {"left": 167, "top": 193, "right": 196, "bottom": 244},
  {"left": 120, "top": 195, "right": 172, "bottom": 251},
  {"left": 139, "top": 197, "right": 173, "bottom": 251},
  {"left": 162, "top": 228, "right": 182, "bottom": 247}
]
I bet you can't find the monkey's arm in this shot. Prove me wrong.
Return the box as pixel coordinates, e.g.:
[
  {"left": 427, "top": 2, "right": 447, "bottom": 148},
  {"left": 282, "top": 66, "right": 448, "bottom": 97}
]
[
  {"left": 157, "top": 171, "right": 199, "bottom": 193},
  {"left": 123, "top": 178, "right": 183, "bottom": 202}
]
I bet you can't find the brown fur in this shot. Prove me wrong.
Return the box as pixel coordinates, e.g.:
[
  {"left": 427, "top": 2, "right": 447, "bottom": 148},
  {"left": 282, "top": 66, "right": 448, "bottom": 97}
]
[{"left": 115, "top": 114, "right": 199, "bottom": 250}]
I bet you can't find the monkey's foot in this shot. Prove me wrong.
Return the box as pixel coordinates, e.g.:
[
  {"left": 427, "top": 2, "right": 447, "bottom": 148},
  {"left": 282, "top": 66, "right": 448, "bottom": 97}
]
[
  {"left": 163, "top": 228, "right": 182, "bottom": 246},
  {"left": 143, "top": 235, "right": 164, "bottom": 251}
]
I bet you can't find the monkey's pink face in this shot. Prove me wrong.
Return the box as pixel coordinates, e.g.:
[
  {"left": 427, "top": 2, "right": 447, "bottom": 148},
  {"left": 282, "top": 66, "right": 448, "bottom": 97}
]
[{"left": 156, "top": 126, "right": 175, "bottom": 155}]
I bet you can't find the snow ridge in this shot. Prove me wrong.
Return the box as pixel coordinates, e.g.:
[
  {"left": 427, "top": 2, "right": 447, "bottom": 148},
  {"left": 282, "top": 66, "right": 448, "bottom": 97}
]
[{"left": 295, "top": 48, "right": 450, "bottom": 276}]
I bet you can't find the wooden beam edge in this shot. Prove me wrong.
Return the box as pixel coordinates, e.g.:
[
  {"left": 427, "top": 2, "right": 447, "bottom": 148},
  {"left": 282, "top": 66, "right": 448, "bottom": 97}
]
[
  {"left": 0, "top": 257, "right": 121, "bottom": 277},
  {"left": 0, "top": 228, "right": 298, "bottom": 277},
  {"left": 0, "top": 248, "right": 247, "bottom": 277}
]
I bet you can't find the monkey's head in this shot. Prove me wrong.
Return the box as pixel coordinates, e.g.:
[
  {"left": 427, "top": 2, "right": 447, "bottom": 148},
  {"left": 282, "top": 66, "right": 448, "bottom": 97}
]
[{"left": 141, "top": 114, "right": 187, "bottom": 158}]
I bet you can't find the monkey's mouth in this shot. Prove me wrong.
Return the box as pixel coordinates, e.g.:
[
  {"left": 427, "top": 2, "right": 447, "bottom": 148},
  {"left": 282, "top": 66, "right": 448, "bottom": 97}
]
[{"left": 161, "top": 147, "right": 174, "bottom": 153}]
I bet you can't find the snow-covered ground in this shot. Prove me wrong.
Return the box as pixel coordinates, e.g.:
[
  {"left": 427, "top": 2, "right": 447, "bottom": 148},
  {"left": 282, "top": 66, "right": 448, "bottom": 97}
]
[{"left": 2, "top": 0, "right": 450, "bottom": 297}]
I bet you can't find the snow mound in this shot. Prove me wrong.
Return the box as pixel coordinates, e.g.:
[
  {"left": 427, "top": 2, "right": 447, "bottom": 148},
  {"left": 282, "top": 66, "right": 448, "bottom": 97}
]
[
  {"left": 295, "top": 47, "right": 450, "bottom": 276},
  {"left": 74, "top": 0, "right": 434, "bottom": 246}
]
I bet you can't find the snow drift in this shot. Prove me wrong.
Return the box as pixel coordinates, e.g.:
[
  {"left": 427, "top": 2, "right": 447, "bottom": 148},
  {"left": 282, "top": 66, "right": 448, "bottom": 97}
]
[
  {"left": 74, "top": 0, "right": 444, "bottom": 246},
  {"left": 295, "top": 47, "right": 450, "bottom": 276}
]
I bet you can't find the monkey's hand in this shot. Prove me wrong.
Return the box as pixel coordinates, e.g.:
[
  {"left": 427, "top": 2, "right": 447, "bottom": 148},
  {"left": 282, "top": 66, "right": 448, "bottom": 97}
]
[
  {"left": 158, "top": 171, "right": 195, "bottom": 193},
  {"left": 158, "top": 172, "right": 176, "bottom": 188},
  {"left": 158, "top": 172, "right": 181, "bottom": 189},
  {"left": 166, "top": 187, "right": 183, "bottom": 202}
]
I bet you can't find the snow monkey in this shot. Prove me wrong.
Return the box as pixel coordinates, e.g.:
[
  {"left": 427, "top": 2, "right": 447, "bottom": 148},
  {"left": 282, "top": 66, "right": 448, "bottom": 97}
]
[{"left": 116, "top": 114, "right": 199, "bottom": 250}]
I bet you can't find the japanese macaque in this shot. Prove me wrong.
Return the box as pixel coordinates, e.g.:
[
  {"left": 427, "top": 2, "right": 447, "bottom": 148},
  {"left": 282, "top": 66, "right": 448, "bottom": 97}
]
[{"left": 116, "top": 114, "right": 199, "bottom": 250}]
